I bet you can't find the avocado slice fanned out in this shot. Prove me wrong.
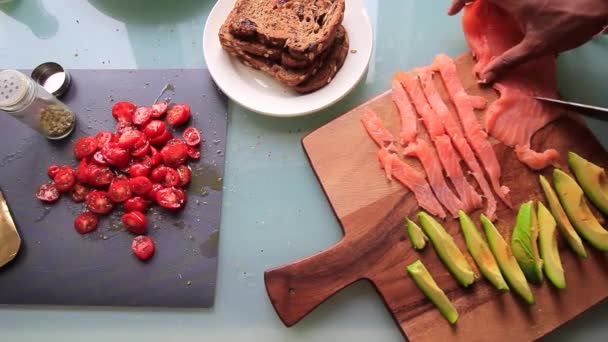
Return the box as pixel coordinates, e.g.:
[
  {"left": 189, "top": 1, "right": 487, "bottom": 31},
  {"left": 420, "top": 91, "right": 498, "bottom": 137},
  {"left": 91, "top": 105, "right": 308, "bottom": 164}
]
[
  {"left": 458, "top": 211, "right": 509, "bottom": 291},
  {"left": 539, "top": 175, "right": 587, "bottom": 258},
  {"left": 537, "top": 202, "right": 566, "bottom": 289},
  {"left": 406, "top": 218, "right": 428, "bottom": 250},
  {"left": 553, "top": 169, "right": 608, "bottom": 252},
  {"left": 481, "top": 214, "right": 535, "bottom": 305},
  {"left": 418, "top": 211, "right": 476, "bottom": 287},
  {"left": 406, "top": 260, "right": 459, "bottom": 324},
  {"left": 511, "top": 201, "right": 544, "bottom": 284},
  {"left": 568, "top": 152, "right": 608, "bottom": 215}
]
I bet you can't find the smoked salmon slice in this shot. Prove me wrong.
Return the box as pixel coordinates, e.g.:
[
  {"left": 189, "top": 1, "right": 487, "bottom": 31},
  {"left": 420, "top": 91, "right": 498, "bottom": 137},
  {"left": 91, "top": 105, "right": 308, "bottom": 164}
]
[
  {"left": 419, "top": 69, "right": 497, "bottom": 220},
  {"left": 396, "top": 70, "right": 482, "bottom": 214},
  {"left": 430, "top": 54, "right": 487, "bottom": 110},
  {"left": 434, "top": 135, "right": 483, "bottom": 213},
  {"left": 378, "top": 149, "right": 447, "bottom": 219},
  {"left": 391, "top": 79, "right": 417, "bottom": 146},
  {"left": 404, "top": 139, "right": 464, "bottom": 218},
  {"left": 360, "top": 110, "right": 398, "bottom": 153},
  {"left": 431, "top": 54, "right": 511, "bottom": 207},
  {"left": 462, "top": 0, "right": 561, "bottom": 170}
]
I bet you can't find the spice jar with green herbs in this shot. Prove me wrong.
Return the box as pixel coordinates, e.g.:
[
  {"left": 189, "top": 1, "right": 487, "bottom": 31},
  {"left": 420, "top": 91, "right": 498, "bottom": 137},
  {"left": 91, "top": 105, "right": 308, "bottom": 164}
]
[{"left": 0, "top": 69, "right": 75, "bottom": 140}]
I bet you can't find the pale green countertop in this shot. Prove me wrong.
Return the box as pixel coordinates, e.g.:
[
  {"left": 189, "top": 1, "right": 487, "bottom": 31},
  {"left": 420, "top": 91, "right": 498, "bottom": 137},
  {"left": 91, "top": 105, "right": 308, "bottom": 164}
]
[{"left": 0, "top": 1, "right": 607, "bottom": 341}]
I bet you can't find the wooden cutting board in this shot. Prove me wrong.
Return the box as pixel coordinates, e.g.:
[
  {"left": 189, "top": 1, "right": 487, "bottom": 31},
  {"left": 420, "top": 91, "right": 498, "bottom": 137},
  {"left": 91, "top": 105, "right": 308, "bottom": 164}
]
[{"left": 264, "top": 53, "right": 608, "bottom": 341}]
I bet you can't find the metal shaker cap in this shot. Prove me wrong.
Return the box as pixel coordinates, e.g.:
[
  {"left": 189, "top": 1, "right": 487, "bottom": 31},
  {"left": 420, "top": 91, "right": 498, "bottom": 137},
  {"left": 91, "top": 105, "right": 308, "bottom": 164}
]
[
  {"left": 0, "top": 70, "right": 30, "bottom": 110},
  {"left": 31, "top": 62, "right": 71, "bottom": 98}
]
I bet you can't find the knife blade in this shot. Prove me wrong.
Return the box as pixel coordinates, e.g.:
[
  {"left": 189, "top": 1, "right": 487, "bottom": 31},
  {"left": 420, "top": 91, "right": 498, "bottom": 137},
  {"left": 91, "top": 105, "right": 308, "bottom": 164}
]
[
  {"left": 536, "top": 96, "right": 608, "bottom": 120},
  {"left": 0, "top": 189, "right": 21, "bottom": 268}
]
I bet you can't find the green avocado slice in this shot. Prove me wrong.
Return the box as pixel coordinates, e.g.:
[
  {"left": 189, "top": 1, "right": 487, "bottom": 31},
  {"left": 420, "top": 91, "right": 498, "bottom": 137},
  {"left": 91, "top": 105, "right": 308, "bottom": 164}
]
[
  {"left": 406, "top": 259, "right": 459, "bottom": 324},
  {"left": 481, "top": 214, "right": 535, "bottom": 305},
  {"left": 458, "top": 210, "right": 509, "bottom": 291},
  {"left": 511, "top": 201, "right": 544, "bottom": 284},
  {"left": 418, "top": 211, "right": 476, "bottom": 287},
  {"left": 537, "top": 202, "right": 566, "bottom": 289},
  {"left": 554, "top": 169, "right": 608, "bottom": 252},
  {"left": 568, "top": 152, "right": 608, "bottom": 215},
  {"left": 539, "top": 175, "right": 587, "bottom": 258},
  {"left": 406, "top": 218, "right": 428, "bottom": 250}
]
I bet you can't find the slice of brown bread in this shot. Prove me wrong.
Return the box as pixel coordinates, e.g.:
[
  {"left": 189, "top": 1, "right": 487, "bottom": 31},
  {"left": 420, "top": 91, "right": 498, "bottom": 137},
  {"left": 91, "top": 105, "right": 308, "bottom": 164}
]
[
  {"left": 219, "top": 15, "right": 327, "bottom": 69},
  {"left": 293, "top": 27, "right": 348, "bottom": 93},
  {"left": 223, "top": 26, "right": 348, "bottom": 92},
  {"left": 226, "top": 0, "right": 345, "bottom": 62}
]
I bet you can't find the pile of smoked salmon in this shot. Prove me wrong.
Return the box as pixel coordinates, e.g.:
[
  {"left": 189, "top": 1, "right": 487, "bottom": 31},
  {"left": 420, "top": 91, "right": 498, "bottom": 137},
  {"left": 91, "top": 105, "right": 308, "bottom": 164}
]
[{"left": 361, "top": 1, "right": 561, "bottom": 221}]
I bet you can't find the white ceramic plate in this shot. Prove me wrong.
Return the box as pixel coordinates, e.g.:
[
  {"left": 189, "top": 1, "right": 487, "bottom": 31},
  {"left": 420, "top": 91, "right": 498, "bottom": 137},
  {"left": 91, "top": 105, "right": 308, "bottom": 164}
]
[{"left": 203, "top": 0, "right": 373, "bottom": 117}]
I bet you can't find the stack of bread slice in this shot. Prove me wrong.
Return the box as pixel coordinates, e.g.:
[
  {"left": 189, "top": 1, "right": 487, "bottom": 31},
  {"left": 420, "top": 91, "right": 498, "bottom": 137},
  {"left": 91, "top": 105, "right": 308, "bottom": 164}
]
[{"left": 219, "top": 0, "right": 349, "bottom": 93}]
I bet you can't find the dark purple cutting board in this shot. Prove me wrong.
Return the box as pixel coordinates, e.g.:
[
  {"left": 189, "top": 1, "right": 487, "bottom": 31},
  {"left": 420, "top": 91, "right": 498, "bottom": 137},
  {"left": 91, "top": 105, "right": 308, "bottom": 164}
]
[{"left": 0, "top": 69, "right": 227, "bottom": 307}]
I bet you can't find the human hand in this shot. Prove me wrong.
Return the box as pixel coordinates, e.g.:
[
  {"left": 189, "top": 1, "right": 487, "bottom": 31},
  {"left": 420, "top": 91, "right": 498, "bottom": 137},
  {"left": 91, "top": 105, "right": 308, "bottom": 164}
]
[{"left": 448, "top": 0, "right": 608, "bottom": 83}]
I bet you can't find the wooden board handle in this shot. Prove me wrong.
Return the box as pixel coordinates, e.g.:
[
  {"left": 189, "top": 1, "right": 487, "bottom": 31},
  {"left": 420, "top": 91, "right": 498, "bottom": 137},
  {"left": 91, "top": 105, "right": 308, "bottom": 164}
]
[{"left": 264, "top": 238, "right": 363, "bottom": 326}]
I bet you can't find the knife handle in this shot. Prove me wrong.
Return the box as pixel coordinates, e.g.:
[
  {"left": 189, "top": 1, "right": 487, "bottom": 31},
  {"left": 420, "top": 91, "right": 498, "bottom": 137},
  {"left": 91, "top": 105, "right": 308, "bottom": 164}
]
[{"left": 264, "top": 238, "right": 362, "bottom": 326}]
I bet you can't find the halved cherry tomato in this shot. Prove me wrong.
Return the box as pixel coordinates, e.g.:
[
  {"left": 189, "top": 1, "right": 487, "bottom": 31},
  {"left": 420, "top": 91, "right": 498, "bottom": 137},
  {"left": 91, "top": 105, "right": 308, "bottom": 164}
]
[
  {"left": 134, "top": 155, "right": 152, "bottom": 169},
  {"left": 160, "top": 143, "right": 188, "bottom": 168},
  {"left": 70, "top": 183, "right": 90, "bottom": 203},
  {"left": 143, "top": 120, "right": 166, "bottom": 138},
  {"left": 166, "top": 104, "right": 191, "bottom": 126},
  {"left": 47, "top": 165, "right": 61, "bottom": 179},
  {"left": 132, "top": 235, "right": 155, "bottom": 261},
  {"left": 54, "top": 168, "right": 76, "bottom": 192},
  {"left": 95, "top": 131, "right": 116, "bottom": 146},
  {"left": 101, "top": 144, "right": 131, "bottom": 168},
  {"left": 145, "top": 183, "right": 163, "bottom": 201},
  {"left": 116, "top": 121, "right": 134, "bottom": 134},
  {"left": 108, "top": 177, "right": 132, "bottom": 203},
  {"left": 74, "top": 212, "right": 99, "bottom": 234},
  {"left": 156, "top": 187, "right": 186, "bottom": 209},
  {"left": 122, "top": 211, "right": 147, "bottom": 234},
  {"left": 176, "top": 165, "right": 191, "bottom": 186},
  {"left": 36, "top": 183, "right": 60, "bottom": 202},
  {"left": 76, "top": 159, "right": 90, "bottom": 183},
  {"left": 91, "top": 150, "right": 108, "bottom": 166},
  {"left": 183, "top": 127, "right": 201, "bottom": 146},
  {"left": 163, "top": 168, "right": 180, "bottom": 187},
  {"left": 86, "top": 190, "right": 114, "bottom": 214},
  {"left": 133, "top": 107, "right": 152, "bottom": 126},
  {"left": 118, "top": 129, "right": 144, "bottom": 149},
  {"left": 131, "top": 137, "right": 150, "bottom": 157},
  {"left": 129, "top": 176, "right": 153, "bottom": 195},
  {"left": 151, "top": 101, "right": 168, "bottom": 118},
  {"left": 187, "top": 146, "right": 201, "bottom": 159},
  {"left": 87, "top": 165, "right": 115, "bottom": 187},
  {"left": 124, "top": 196, "right": 148, "bottom": 212},
  {"left": 149, "top": 129, "right": 172, "bottom": 147},
  {"left": 129, "top": 163, "right": 149, "bottom": 178},
  {"left": 112, "top": 101, "right": 137, "bottom": 123},
  {"left": 150, "top": 165, "right": 170, "bottom": 183},
  {"left": 73, "top": 136, "right": 99, "bottom": 159},
  {"left": 150, "top": 147, "right": 163, "bottom": 166}
]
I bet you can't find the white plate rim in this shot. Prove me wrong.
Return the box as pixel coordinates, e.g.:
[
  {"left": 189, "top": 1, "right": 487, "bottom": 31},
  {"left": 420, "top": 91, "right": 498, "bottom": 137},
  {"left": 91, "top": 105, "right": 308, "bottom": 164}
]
[{"left": 203, "top": 0, "right": 373, "bottom": 117}]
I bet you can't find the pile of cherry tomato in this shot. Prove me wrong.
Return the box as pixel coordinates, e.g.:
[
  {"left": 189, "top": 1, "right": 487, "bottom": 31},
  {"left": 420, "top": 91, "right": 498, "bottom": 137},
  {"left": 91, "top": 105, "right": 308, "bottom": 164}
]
[{"left": 36, "top": 100, "right": 201, "bottom": 261}]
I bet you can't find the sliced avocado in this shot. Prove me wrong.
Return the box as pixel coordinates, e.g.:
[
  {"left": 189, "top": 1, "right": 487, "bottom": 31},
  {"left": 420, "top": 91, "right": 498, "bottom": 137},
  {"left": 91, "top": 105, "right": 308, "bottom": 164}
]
[
  {"left": 537, "top": 202, "right": 566, "bottom": 289},
  {"left": 407, "top": 259, "right": 459, "bottom": 324},
  {"left": 554, "top": 169, "right": 608, "bottom": 251},
  {"left": 406, "top": 218, "right": 428, "bottom": 250},
  {"left": 458, "top": 210, "right": 509, "bottom": 291},
  {"left": 480, "top": 214, "right": 535, "bottom": 304},
  {"left": 511, "top": 201, "right": 544, "bottom": 284},
  {"left": 568, "top": 152, "right": 608, "bottom": 215},
  {"left": 418, "top": 211, "right": 476, "bottom": 287},
  {"left": 539, "top": 175, "right": 587, "bottom": 258}
]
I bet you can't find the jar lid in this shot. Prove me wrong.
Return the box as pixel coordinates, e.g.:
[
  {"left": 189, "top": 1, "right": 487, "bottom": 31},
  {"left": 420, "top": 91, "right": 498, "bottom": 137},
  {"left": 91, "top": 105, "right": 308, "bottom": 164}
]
[
  {"left": 0, "top": 70, "right": 30, "bottom": 109},
  {"left": 31, "top": 62, "right": 71, "bottom": 98}
]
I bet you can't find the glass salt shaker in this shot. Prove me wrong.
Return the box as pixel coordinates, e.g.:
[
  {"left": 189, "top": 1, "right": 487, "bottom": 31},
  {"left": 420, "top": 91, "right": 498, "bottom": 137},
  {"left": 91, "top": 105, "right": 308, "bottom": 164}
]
[{"left": 0, "top": 69, "right": 75, "bottom": 140}]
